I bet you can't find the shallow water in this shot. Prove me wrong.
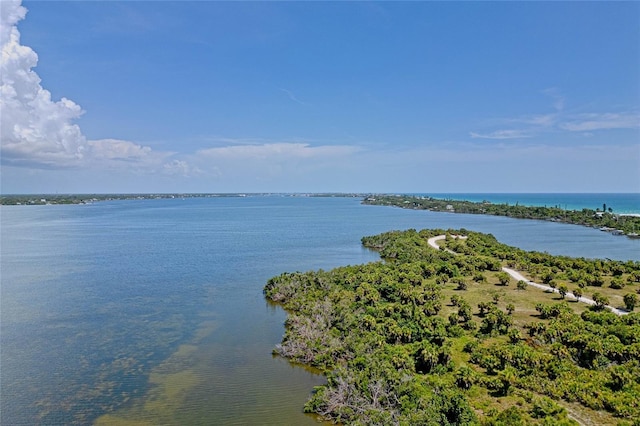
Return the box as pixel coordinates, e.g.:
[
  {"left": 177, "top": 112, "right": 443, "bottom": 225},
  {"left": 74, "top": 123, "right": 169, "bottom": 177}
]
[{"left": 1, "top": 196, "right": 638, "bottom": 425}]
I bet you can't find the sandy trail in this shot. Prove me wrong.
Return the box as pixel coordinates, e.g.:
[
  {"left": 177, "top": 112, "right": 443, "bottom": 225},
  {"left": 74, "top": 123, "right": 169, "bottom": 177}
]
[{"left": 427, "top": 235, "right": 626, "bottom": 316}]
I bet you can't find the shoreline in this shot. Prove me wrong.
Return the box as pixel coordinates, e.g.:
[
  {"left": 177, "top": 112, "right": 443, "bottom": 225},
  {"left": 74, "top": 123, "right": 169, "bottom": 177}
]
[
  {"left": 408, "top": 192, "right": 640, "bottom": 216},
  {"left": 364, "top": 195, "right": 640, "bottom": 239}
]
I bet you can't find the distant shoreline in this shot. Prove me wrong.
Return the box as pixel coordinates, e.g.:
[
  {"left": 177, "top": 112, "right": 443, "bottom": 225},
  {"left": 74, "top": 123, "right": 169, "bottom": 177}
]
[
  {"left": 2, "top": 192, "right": 639, "bottom": 215},
  {"left": 0, "top": 193, "right": 365, "bottom": 206},
  {"left": 401, "top": 192, "right": 640, "bottom": 215},
  {"left": 363, "top": 194, "right": 640, "bottom": 239}
]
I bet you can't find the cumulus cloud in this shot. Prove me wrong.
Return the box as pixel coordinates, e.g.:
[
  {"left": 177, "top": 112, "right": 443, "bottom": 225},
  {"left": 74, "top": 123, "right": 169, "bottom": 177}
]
[
  {"left": 162, "top": 159, "right": 201, "bottom": 177},
  {"left": 0, "top": 0, "right": 88, "bottom": 167},
  {"left": 0, "top": 0, "right": 182, "bottom": 172},
  {"left": 87, "top": 139, "right": 154, "bottom": 161}
]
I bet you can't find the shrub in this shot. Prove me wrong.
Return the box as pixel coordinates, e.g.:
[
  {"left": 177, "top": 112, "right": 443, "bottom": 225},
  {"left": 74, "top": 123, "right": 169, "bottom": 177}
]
[
  {"left": 610, "top": 278, "right": 625, "bottom": 290},
  {"left": 592, "top": 292, "right": 609, "bottom": 310},
  {"left": 623, "top": 293, "right": 637, "bottom": 311},
  {"left": 496, "top": 272, "right": 511, "bottom": 286},
  {"left": 473, "top": 272, "right": 487, "bottom": 283}
]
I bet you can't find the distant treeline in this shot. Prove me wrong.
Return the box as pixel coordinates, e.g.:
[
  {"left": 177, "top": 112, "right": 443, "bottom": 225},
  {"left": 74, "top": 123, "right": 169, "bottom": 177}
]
[
  {"left": 363, "top": 195, "right": 640, "bottom": 238},
  {"left": 0, "top": 193, "right": 364, "bottom": 205},
  {"left": 0, "top": 193, "right": 212, "bottom": 205}
]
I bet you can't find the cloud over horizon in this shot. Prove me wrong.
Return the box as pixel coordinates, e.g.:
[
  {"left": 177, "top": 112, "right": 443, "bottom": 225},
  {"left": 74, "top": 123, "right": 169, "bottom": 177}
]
[
  {"left": 0, "top": 0, "right": 173, "bottom": 171},
  {"left": 1, "top": 0, "right": 87, "bottom": 167},
  {"left": 197, "top": 142, "right": 360, "bottom": 160},
  {"left": 469, "top": 102, "right": 639, "bottom": 142},
  {"left": 0, "top": 1, "right": 363, "bottom": 185},
  {"left": 1, "top": 0, "right": 637, "bottom": 193}
]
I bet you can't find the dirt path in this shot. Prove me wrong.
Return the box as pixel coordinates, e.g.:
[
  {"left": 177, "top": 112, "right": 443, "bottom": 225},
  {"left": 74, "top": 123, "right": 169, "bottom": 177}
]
[
  {"left": 427, "top": 234, "right": 467, "bottom": 253},
  {"left": 428, "top": 235, "right": 626, "bottom": 316}
]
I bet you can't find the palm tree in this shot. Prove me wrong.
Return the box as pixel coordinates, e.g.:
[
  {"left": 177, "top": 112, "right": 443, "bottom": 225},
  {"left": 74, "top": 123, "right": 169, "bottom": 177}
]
[
  {"left": 558, "top": 285, "right": 568, "bottom": 299},
  {"left": 592, "top": 292, "right": 609, "bottom": 310},
  {"left": 623, "top": 293, "right": 637, "bottom": 311},
  {"left": 573, "top": 288, "right": 583, "bottom": 302}
]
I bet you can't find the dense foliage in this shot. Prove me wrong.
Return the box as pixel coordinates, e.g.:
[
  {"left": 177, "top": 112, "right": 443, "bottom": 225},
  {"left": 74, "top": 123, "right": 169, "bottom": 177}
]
[
  {"left": 265, "top": 229, "right": 640, "bottom": 425},
  {"left": 363, "top": 195, "right": 640, "bottom": 237}
]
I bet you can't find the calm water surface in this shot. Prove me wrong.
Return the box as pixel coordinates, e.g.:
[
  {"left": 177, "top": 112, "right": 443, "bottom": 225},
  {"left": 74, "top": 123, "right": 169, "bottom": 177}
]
[{"left": 2, "top": 196, "right": 639, "bottom": 425}]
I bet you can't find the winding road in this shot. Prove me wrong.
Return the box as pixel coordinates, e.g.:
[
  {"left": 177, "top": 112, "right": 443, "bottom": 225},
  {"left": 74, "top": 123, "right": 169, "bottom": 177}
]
[{"left": 427, "top": 235, "right": 626, "bottom": 316}]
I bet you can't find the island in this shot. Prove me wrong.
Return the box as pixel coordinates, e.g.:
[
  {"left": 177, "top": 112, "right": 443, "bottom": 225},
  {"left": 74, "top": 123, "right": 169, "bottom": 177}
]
[
  {"left": 265, "top": 229, "right": 640, "bottom": 425},
  {"left": 362, "top": 195, "right": 640, "bottom": 238}
]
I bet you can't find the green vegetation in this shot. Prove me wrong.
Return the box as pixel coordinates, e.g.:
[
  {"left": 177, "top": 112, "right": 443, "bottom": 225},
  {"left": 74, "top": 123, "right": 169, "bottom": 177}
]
[
  {"left": 363, "top": 195, "right": 640, "bottom": 237},
  {"left": 265, "top": 229, "right": 640, "bottom": 425}
]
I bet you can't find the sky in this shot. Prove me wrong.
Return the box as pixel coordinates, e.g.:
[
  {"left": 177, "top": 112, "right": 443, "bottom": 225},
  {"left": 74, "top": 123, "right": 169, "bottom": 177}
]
[{"left": 1, "top": 0, "right": 639, "bottom": 194}]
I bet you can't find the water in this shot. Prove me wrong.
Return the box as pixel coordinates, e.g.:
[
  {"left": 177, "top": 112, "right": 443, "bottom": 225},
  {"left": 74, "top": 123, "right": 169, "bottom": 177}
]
[
  {"left": 1, "top": 196, "right": 639, "bottom": 425},
  {"left": 418, "top": 193, "right": 640, "bottom": 214}
]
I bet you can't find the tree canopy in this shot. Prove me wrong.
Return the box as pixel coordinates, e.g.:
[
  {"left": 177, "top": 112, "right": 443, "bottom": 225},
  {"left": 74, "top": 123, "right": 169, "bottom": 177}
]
[{"left": 265, "top": 229, "right": 640, "bottom": 425}]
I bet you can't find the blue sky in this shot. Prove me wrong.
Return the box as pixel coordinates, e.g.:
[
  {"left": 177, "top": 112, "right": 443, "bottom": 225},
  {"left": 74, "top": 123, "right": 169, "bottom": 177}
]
[{"left": 2, "top": 0, "right": 639, "bottom": 194}]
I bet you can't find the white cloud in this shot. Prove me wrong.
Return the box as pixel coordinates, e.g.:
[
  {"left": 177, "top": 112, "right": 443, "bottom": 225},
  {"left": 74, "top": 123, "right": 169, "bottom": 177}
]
[
  {"left": 0, "top": 0, "right": 182, "bottom": 173},
  {"left": 87, "top": 139, "right": 155, "bottom": 160},
  {"left": 197, "top": 142, "right": 360, "bottom": 160},
  {"left": 1, "top": 0, "right": 87, "bottom": 167},
  {"left": 162, "top": 159, "right": 201, "bottom": 177},
  {"left": 469, "top": 130, "right": 532, "bottom": 140},
  {"left": 559, "top": 112, "right": 640, "bottom": 132},
  {"left": 470, "top": 89, "right": 639, "bottom": 142}
]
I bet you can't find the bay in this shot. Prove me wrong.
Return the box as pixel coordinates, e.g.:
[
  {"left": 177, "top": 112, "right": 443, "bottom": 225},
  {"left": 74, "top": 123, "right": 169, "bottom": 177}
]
[{"left": 1, "top": 196, "right": 638, "bottom": 425}]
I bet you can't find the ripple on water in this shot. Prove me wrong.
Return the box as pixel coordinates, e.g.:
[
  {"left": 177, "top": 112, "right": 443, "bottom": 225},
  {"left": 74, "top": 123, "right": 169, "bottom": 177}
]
[{"left": 95, "top": 330, "right": 327, "bottom": 426}]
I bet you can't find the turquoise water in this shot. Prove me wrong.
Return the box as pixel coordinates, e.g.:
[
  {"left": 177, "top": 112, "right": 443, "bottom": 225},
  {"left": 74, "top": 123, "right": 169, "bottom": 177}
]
[
  {"left": 1, "top": 196, "right": 639, "bottom": 425},
  {"left": 418, "top": 193, "right": 640, "bottom": 214}
]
